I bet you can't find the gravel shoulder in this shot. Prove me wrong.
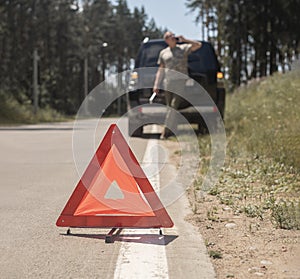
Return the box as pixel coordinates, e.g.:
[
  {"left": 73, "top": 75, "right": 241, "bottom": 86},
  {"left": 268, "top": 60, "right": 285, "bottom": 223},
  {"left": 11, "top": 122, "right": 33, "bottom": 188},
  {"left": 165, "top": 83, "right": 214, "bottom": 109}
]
[
  {"left": 164, "top": 135, "right": 300, "bottom": 279},
  {"left": 186, "top": 192, "right": 300, "bottom": 279}
]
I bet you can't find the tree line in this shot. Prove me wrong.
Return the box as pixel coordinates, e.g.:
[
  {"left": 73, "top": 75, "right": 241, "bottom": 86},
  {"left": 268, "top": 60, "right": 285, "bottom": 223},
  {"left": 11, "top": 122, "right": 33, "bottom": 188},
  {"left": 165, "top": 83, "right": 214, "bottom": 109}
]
[
  {"left": 0, "top": 0, "right": 164, "bottom": 114},
  {"left": 187, "top": 0, "right": 299, "bottom": 87},
  {"left": 1, "top": 0, "right": 299, "bottom": 115}
]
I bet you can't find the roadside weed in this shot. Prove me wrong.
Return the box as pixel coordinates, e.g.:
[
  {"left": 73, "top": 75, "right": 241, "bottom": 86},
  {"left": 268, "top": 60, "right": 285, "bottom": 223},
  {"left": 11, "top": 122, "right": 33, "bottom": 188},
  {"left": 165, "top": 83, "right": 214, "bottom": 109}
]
[{"left": 193, "top": 70, "right": 300, "bottom": 230}]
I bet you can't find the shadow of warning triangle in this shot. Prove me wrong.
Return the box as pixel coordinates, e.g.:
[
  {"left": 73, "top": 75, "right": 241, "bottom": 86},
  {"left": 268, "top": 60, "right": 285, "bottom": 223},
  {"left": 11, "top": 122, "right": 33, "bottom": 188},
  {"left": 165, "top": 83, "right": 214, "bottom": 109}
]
[{"left": 56, "top": 124, "right": 173, "bottom": 229}]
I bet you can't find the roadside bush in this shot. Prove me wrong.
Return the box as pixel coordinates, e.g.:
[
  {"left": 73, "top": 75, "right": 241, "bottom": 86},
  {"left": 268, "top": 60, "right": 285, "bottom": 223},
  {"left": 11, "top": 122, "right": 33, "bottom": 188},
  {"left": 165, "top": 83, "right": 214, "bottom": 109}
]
[
  {"left": 271, "top": 200, "right": 300, "bottom": 230},
  {"left": 226, "top": 70, "right": 300, "bottom": 170},
  {"left": 194, "top": 70, "right": 300, "bottom": 230},
  {"left": 0, "top": 91, "right": 66, "bottom": 124}
]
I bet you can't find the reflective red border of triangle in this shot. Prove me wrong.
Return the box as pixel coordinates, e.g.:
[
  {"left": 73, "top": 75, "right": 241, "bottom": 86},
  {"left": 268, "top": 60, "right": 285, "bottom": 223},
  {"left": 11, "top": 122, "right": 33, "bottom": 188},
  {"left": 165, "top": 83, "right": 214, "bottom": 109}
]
[{"left": 56, "top": 124, "right": 174, "bottom": 228}]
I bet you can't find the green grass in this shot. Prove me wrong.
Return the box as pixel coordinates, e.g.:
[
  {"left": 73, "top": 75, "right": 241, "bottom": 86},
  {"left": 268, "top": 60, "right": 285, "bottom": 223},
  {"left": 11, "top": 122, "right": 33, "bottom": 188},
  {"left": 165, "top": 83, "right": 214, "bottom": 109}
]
[
  {"left": 0, "top": 91, "right": 68, "bottom": 124},
  {"left": 194, "top": 69, "right": 300, "bottom": 230},
  {"left": 226, "top": 70, "right": 300, "bottom": 168},
  {"left": 208, "top": 250, "right": 223, "bottom": 259}
]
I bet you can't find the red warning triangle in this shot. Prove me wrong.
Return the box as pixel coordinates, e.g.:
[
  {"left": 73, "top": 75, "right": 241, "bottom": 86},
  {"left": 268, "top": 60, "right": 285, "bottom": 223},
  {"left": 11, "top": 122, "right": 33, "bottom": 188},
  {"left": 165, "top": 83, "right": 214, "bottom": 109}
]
[{"left": 56, "top": 124, "right": 173, "bottom": 228}]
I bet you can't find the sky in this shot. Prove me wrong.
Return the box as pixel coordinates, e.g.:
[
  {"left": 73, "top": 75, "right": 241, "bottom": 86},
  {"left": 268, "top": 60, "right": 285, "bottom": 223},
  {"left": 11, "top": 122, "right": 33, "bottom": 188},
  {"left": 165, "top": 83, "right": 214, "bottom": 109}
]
[{"left": 118, "top": 0, "right": 202, "bottom": 40}]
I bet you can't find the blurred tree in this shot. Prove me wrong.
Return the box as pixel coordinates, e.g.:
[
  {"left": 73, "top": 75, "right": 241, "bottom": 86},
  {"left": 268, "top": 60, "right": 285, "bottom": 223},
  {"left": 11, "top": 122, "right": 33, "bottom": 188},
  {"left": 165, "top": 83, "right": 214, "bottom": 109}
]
[
  {"left": 186, "top": 0, "right": 300, "bottom": 87},
  {"left": 0, "top": 0, "right": 166, "bottom": 114}
]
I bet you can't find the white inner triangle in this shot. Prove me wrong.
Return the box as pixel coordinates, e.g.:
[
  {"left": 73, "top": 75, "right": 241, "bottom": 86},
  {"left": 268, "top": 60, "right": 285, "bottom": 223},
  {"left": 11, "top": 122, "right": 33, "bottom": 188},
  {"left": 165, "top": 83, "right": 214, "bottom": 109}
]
[{"left": 104, "top": 180, "right": 124, "bottom": 200}]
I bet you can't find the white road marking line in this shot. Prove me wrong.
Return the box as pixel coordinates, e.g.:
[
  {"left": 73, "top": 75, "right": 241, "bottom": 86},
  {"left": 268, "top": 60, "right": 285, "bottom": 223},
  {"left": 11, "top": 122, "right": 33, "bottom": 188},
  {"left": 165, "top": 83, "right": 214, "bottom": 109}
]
[{"left": 114, "top": 126, "right": 169, "bottom": 279}]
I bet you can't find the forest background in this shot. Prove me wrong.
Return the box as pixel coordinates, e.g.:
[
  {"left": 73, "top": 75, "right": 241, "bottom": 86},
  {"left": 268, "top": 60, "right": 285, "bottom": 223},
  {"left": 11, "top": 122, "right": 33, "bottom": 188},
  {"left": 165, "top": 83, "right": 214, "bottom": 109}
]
[{"left": 0, "top": 0, "right": 299, "bottom": 115}]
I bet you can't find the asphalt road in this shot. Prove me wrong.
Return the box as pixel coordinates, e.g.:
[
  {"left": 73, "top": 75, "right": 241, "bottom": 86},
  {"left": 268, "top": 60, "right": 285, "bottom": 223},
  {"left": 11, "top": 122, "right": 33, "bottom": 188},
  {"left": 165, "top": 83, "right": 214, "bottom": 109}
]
[{"left": 0, "top": 118, "right": 215, "bottom": 279}]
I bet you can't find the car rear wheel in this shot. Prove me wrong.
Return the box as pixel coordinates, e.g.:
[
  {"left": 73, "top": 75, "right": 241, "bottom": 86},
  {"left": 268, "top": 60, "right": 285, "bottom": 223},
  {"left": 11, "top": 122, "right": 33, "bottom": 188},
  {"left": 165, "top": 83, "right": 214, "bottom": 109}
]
[{"left": 129, "top": 123, "right": 143, "bottom": 137}]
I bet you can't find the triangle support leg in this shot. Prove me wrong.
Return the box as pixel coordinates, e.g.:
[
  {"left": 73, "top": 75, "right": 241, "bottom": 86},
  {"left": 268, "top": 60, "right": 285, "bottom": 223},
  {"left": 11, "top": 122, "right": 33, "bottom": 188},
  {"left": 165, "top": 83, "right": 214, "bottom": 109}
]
[{"left": 105, "top": 228, "right": 123, "bottom": 243}]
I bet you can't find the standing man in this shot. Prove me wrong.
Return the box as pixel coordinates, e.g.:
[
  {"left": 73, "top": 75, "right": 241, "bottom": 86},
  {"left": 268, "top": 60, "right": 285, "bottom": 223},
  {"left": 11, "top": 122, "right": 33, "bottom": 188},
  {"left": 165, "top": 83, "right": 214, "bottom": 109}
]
[{"left": 153, "top": 31, "right": 202, "bottom": 139}]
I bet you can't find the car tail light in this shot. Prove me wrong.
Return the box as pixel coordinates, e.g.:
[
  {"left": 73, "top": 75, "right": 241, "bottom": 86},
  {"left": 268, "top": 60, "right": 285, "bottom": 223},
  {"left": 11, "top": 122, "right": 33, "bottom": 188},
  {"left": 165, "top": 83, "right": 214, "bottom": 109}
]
[
  {"left": 131, "top": 71, "right": 138, "bottom": 80},
  {"left": 217, "top": 72, "right": 224, "bottom": 79}
]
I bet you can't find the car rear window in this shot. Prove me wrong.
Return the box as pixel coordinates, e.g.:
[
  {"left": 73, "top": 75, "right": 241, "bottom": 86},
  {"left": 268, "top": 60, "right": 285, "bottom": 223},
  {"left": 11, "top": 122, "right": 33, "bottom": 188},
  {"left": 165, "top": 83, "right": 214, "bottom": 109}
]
[
  {"left": 135, "top": 41, "right": 219, "bottom": 73},
  {"left": 137, "top": 42, "right": 167, "bottom": 67},
  {"left": 188, "top": 43, "right": 219, "bottom": 73}
]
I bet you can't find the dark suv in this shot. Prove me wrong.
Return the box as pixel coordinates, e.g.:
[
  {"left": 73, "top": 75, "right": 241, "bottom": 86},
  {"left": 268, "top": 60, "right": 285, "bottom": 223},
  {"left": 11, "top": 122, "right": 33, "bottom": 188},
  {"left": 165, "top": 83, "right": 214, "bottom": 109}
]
[{"left": 126, "top": 39, "right": 225, "bottom": 137}]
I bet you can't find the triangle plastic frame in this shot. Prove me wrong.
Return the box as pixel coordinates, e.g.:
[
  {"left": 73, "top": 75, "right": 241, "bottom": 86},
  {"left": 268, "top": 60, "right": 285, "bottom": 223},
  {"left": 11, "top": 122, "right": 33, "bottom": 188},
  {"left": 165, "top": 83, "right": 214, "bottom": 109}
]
[{"left": 56, "top": 124, "right": 173, "bottom": 228}]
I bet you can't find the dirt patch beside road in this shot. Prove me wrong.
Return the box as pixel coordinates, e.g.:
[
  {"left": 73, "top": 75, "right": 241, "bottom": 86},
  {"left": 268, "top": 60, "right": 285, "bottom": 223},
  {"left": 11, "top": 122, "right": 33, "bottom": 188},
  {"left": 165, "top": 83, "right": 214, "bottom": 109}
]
[
  {"left": 165, "top": 138, "right": 300, "bottom": 279},
  {"left": 186, "top": 192, "right": 300, "bottom": 279}
]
